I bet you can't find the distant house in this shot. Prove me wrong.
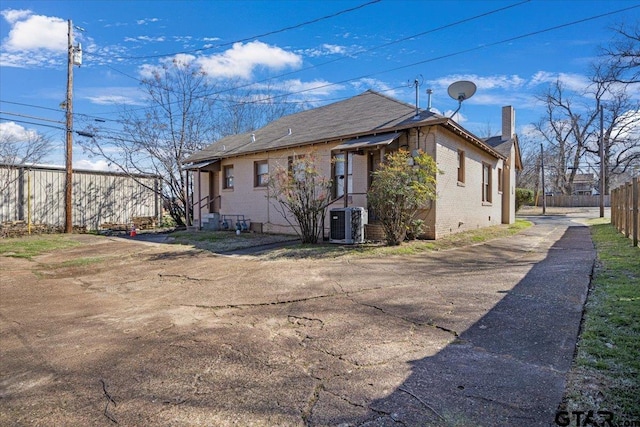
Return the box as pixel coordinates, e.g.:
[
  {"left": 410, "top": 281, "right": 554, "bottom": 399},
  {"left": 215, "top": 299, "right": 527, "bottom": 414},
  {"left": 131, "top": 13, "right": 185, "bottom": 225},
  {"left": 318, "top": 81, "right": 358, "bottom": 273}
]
[
  {"left": 572, "top": 173, "right": 598, "bottom": 195},
  {"left": 185, "top": 90, "right": 522, "bottom": 240}
]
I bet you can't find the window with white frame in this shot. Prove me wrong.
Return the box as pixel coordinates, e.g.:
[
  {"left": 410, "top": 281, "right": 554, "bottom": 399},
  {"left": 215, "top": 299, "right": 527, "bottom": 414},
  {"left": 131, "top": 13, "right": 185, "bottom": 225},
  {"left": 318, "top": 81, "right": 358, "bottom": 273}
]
[
  {"left": 332, "top": 153, "right": 353, "bottom": 198},
  {"left": 254, "top": 160, "right": 268, "bottom": 187},
  {"left": 482, "top": 162, "right": 492, "bottom": 203},
  {"left": 223, "top": 165, "right": 234, "bottom": 189}
]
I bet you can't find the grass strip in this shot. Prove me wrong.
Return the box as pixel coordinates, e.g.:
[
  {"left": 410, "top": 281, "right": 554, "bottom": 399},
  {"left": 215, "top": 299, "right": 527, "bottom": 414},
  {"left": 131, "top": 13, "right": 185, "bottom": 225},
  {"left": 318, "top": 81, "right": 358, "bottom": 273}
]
[
  {"left": 263, "top": 219, "right": 532, "bottom": 259},
  {"left": 0, "top": 235, "right": 81, "bottom": 259},
  {"left": 563, "top": 219, "right": 639, "bottom": 420}
]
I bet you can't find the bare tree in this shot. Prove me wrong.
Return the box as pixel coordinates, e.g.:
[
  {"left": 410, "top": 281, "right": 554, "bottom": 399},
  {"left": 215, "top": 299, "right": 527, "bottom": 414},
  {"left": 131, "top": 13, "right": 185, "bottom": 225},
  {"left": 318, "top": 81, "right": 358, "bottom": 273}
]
[
  {"left": 534, "top": 81, "right": 599, "bottom": 195},
  {"left": 267, "top": 152, "right": 333, "bottom": 244},
  {"left": 586, "top": 67, "right": 640, "bottom": 193},
  {"left": 78, "top": 57, "right": 219, "bottom": 225},
  {"left": 515, "top": 134, "right": 542, "bottom": 194},
  {"left": 0, "top": 122, "right": 51, "bottom": 192},
  {"left": 593, "top": 25, "right": 640, "bottom": 191},
  {"left": 214, "top": 84, "right": 308, "bottom": 139},
  {"left": 79, "top": 58, "right": 306, "bottom": 226},
  {"left": 602, "top": 22, "right": 639, "bottom": 85}
]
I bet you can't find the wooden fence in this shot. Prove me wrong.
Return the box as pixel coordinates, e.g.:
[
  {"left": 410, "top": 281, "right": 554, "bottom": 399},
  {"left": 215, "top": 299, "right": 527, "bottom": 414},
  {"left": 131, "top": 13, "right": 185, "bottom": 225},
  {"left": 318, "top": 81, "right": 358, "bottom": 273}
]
[
  {"left": 543, "top": 194, "right": 611, "bottom": 207},
  {"left": 611, "top": 177, "right": 639, "bottom": 247}
]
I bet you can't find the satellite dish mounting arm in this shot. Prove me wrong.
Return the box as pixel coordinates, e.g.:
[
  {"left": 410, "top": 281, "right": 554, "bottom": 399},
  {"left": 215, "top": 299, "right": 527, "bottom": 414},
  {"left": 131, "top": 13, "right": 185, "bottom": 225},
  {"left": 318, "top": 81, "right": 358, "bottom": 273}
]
[{"left": 447, "top": 80, "right": 477, "bottom": 120}]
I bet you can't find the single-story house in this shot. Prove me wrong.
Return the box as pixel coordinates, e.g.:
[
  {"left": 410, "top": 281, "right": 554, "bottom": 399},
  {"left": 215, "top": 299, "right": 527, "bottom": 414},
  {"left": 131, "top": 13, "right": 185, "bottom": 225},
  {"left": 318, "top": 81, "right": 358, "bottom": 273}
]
[{"left": 185, "top": 90, "right": 522, "bottom": 240}]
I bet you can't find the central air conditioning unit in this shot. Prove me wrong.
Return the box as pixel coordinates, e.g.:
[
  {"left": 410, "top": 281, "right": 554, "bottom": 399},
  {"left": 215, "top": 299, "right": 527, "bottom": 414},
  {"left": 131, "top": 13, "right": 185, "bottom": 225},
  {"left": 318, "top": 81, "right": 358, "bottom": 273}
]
[{"left": 330, "top": 207, "right": 367, "bottom": 244}]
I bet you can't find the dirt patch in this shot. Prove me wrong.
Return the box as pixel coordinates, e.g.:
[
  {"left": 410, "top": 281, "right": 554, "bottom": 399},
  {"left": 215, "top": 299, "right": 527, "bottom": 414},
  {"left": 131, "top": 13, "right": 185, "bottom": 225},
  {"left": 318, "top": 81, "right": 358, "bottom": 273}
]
[{"left": 0, "top": 217, "right": 594, "bottom": 426}]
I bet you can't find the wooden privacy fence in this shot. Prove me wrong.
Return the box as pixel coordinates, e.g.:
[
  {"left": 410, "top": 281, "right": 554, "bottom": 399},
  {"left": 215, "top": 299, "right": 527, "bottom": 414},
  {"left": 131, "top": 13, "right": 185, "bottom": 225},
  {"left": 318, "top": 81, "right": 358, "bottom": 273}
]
[
  {"left": 611, "top": 177, "right": 639, "bottom": 247},
  {"left": 543, "top": 195, "right": 611, "bottom": 207}
]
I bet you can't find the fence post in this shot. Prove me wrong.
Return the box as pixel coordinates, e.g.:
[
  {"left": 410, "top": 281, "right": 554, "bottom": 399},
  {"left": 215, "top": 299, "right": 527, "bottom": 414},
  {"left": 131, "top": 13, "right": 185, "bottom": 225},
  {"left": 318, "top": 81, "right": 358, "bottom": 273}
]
[
  {"left": 624, "top": 182, "right": 633, "bottom": 238},
  {"left": 615, "top": 187, "right": 620, "bottom": 231},
  {"left": 633, "top": 177, "right": 638, "bottom": 247},
  {"left": 611, "top": 188, "right": 615, "bottom": 228}
]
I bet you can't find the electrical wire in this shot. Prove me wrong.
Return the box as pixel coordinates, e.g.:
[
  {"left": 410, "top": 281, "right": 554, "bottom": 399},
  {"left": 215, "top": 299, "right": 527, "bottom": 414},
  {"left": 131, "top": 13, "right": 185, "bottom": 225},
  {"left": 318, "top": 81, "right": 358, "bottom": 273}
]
[
  {"left": 168, "top": 3, "right": 640, "bottom": 106},
  {"left": 0, "top": 117, "right": 65, "bottom": 131},
  {"left": 0, "top": 111, "right": 65, "bottom": 124},
  {"left": 84, "top": 0, "right": 381, "bottom": 61},
  {"left": 78, "top": 0, "right": 536, "bottom": 116},
  {"left": 4, "top": 3, "right": 638, "bottom": 122}
]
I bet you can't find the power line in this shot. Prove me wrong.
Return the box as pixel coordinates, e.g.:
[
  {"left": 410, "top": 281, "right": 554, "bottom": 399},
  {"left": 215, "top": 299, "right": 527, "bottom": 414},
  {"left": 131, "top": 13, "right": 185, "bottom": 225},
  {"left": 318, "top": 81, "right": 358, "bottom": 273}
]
[
  {"left": 224, "top": 3, "right": 640, "bottom": 105},
  {"left": 0, "top": 117, "right": 65, "bottom": 131},
  {"left": 83, "top": 0, "right": 534, "bottom": 116},
  {"left": 0, "top": 111, "right": 65, "bottom": 124},
  {"left": 84, "top": 0, "right": 381, "bottom": 61},
  {"left": 5, "top": 3, "right": 638, "bottom": 121},
  {"left": 0, "top": 100, "right": 64, "bottom": 113}
]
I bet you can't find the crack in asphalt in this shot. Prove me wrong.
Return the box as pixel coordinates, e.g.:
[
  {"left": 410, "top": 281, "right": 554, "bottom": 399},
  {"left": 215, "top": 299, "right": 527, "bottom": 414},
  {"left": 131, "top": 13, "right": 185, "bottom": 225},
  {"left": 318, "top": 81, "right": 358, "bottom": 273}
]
[
  {"left": 301, "top": 381, "right": 324, "bottom": 426},
  {"left": 179, "top": 284, "right": 397, "bottom": 311},
  {"left": 345, "top": 296, "right": 459, "bottom": 338}
]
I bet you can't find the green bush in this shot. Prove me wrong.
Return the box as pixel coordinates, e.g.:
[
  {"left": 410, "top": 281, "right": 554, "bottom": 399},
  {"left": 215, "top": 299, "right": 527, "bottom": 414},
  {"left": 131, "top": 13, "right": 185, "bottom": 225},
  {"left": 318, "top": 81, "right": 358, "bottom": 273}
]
[
  {"left": 515, "top": 188, "right": 534, "bottom": 212},
  {"left": 368, "top": 150, "right": 439, "bottom": 246}
]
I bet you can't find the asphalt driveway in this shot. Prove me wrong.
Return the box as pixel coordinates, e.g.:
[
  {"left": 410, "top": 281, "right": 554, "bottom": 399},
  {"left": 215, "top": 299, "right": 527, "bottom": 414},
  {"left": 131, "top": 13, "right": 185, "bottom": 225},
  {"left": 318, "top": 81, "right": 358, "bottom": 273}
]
[{"left": 0, "top": 212, "right": 595, "bottom": 426}]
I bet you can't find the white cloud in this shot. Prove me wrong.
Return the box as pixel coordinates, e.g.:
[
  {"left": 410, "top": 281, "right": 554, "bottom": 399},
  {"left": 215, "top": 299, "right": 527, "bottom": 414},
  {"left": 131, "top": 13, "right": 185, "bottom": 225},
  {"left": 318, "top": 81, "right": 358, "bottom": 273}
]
[
  {"left": 87, "top": 95, "right": 144, "bottom": 105},
  {"left": 428, "top": 74, "right": 526, "bottom": 92},
  {"left": 75, "top": 159, "right": 118, "bottom": 171},
  {"left": 1, "top": 9, "right": 31, "bottom": 24},
  {"left": 0, "top": 121, "right": 38, "bottom": 140},
  {"left": 303, "top": 43, "right": 350, "bottom": 58},
  {"left": 529, "top": 71, "right": 591, "bottom": 92},
  {"left": 1, "top": 9, "right": 67, "bottom": 52},
  {"left": 136, "top": 18, "right": 159, "bottom": 25},
  {"left": 137, "top": 53, "right": 197, "bottom": 78},
  {"left": 196, "top": 41, "right": 302, "bottom": 79},
  {"left": 282, "top": 79, "right": 341, "bottom": 96},
  {"left": 84, "top": 86, "right": 147, "bottom": 105},
  {"left": 124, "top": 35, "right": 166, "bottom": 43},
  {"left": 351, "top": 78, "right": 400, "bottom": 97}
]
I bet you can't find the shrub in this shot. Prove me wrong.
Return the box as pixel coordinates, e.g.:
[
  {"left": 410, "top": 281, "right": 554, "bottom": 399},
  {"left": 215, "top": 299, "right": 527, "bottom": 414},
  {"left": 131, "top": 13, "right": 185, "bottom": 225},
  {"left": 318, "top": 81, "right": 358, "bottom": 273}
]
[
  {"left": 515, "top": 188, "right": 534, "bottom": 211},
  {"left": 267, "top": 152, "right": 333, "bottom": 244},
  {"left": 368, "top": 150, "right": 439, "bottom": 246}
]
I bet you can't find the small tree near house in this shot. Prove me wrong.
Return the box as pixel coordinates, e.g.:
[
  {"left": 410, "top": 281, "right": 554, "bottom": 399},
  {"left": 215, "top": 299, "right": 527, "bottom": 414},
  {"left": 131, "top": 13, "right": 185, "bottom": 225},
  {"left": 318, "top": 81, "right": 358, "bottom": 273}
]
[
  {"left": 267, "top": 152, "right": 333, "bottom": 244},
  {"left": 368, "top": 150, "right": 439, "bottom": 246}
]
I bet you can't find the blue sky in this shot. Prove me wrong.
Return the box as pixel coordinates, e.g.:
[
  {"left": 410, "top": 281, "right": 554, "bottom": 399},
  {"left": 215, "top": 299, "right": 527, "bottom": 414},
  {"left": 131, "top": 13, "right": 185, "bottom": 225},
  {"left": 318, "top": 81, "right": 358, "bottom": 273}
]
[{"left": 1, "top": 0, "right": 638, "bottom": 170}]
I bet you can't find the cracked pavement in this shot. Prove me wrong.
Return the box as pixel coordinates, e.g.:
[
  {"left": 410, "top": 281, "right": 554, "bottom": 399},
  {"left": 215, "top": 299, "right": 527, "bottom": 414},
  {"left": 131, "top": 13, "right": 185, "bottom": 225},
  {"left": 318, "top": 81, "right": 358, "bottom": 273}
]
[{"left": 0, "top": 212, "right": 595, "bottom": 426}]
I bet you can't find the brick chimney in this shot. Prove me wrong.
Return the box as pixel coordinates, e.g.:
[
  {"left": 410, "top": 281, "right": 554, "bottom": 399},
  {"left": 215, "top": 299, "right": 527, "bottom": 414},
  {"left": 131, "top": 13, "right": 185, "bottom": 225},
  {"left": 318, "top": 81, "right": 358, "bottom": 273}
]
[{"left": 502, "top": 106, "right": 515, "bottom": 140}]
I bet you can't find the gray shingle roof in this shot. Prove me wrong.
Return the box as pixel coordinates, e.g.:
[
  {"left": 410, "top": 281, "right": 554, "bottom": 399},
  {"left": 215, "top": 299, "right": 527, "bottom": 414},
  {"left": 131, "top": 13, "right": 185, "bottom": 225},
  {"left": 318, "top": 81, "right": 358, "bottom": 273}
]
[
  {"left": 484, "top": 135, "right": 513, "bottom": 157},
  {"left": 187, "top": 90, "right": 503, "bottom": 163}
]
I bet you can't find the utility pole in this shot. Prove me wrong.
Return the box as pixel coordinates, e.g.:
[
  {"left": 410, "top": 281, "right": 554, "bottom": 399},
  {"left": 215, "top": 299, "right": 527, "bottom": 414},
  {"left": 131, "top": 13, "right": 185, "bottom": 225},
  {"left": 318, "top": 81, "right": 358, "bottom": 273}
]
[
  {"left": 64, "top": 20, "right": 82, "bottom": 232},
  {"left": 599, "top": 104, "right": 605, "bottom": 218},
  {"left": 64, "top": 19, "right": 74, "bottom": 233},
  {"left": 540, "top": 143, "right": 546, "bottom": 215}
]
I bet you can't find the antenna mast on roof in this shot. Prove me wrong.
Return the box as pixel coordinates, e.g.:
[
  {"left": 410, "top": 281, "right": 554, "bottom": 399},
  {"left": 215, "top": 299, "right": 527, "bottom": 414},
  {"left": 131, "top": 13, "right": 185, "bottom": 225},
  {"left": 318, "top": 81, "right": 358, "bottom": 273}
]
[{"left": 408, "top": 75, "right": 423, "bottom": 118}]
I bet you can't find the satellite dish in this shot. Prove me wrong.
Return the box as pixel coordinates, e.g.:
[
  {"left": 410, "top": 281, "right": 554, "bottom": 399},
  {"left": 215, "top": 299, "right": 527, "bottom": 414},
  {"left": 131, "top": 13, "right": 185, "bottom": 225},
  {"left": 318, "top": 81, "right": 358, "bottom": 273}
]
[
  {"left": 447, "top": 80, "right": 477, "bottom": 101},
  {"left": 447, "top": 80, "right": 477, "bottom": 119}
]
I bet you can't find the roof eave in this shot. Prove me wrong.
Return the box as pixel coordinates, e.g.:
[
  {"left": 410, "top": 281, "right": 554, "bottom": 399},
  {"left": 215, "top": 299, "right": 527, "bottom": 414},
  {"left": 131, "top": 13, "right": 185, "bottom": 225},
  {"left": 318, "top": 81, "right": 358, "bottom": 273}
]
[
  {"left": 185, "top": 116, "right": 505, "bottom": 164},
  {"left": 440, "top": 119, "right": 506, "bottom": 160}
]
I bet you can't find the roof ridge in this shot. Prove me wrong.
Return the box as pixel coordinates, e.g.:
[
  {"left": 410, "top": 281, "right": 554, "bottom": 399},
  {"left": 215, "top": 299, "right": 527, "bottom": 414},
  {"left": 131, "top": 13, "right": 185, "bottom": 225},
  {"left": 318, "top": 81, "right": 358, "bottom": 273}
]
[{"left": 362, "top": 89, "right": 417, "bottom": 111}]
